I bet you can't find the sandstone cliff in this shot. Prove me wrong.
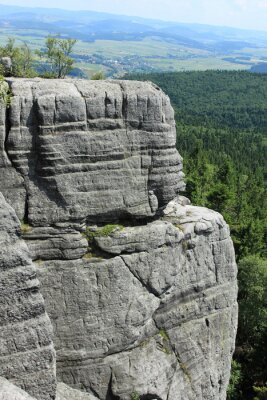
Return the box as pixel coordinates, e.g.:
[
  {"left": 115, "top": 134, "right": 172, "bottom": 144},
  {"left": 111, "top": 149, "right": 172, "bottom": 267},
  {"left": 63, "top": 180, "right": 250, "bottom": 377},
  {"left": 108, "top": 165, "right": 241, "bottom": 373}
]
[
  {"left": 0, "top": 78, "right": 238, "bottom": 400},
  {"left": 0, "top": 193, "right": 56, "bottom": 400}
]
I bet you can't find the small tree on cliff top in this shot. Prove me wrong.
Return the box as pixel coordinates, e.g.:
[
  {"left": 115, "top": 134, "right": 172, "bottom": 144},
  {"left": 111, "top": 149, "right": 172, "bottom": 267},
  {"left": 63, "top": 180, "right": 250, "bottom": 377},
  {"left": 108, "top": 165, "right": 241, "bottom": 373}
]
[
  {"left": 0, "top": 38, "right": 36, "bottom": 77},
  {"left": 38, "top": 36, "right": 77, "bottom": 78}
]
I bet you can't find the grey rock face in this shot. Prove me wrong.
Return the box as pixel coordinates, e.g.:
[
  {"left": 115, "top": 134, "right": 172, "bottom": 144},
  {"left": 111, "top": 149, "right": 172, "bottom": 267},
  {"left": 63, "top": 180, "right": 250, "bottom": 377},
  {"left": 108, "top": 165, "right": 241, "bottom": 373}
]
[
  {"left": 0, "top": 78, "right": 237, "bottom": 400},
  {"left": 0, "top": 193, "right": 56, "bottom": 400},
  {"left": 0, "top": 377, "right": 36, "bottom": 400},
  {"left": 0, "top": 377, "right": 98, "bottom": 400},
  {"left": 22, "top": 226, "right": 88, "bottom": 261},
  {"left": 37, "top": 198, "right": 237, "bottom": 400},
  {"left": 0, "top": 89, "right": 26, "bottom": 220},
  {"left": 0, "top": 57, "right": 12, "bottom": 70},
  {"left": 3, "top": 78, "right": 184, "bottom": 226},
  {"left": 0, "top": 57, "right": 12, "bottom": 75},
  {"left": 56, "top": 382, "right": 98, "bottom": 400}
]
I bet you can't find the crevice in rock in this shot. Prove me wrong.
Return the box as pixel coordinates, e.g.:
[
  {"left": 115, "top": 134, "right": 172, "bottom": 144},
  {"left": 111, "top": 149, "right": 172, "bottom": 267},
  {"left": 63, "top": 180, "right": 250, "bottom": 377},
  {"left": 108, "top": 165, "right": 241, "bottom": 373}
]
[
  {"left": 153, "top": 319, "right": 192, "bottom": 385},
  {"left": 120, "top": 84, "right": 128, "bottom": 128},
  {"left": 140, "top": 395, "right": 163, "bottom": 400},
  {"left": 4, "top": 90, "right": 29, "bottom": 222},
  {"left": 105, "top": 91, "right": 112, "bottom": 118},
  {"left": 105, "top": 374, "right": 120, "bottom": 400},
  {"left": 74, "top": 81, "right": 88, "bottom": 131},
  {"left": 166, "top": 362, "right": 179, "bottom": 400},
  {"left": 154, "top": 279, "right": 230, "bottom": 315},
  {"left": 4, "top": 96, "right": 11, "bottom": 162},
  {"left": 155, "top": 328, "right": 183, "bottom": 386},
  {"left": 24, "top": 191, "right": 29, "bottom": 223},
  {"left": 88, "top": 385, "right": 101, "bottom": 400},
  {"left": 116, "top": 237, "right": 181, "bottom": 255},
  {"left": 119, "top": 255, "right": 161, "bottom": 299}
]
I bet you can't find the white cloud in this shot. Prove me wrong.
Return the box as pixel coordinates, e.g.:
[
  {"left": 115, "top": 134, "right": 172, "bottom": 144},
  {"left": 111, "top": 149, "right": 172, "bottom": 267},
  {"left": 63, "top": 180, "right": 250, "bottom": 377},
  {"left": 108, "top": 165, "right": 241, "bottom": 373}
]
[
  {"left": 257, "top": 0, "right": 267, "bottom": 8},
  {"left": 234, "top": 0, "right": 249, "bottom": 10}
]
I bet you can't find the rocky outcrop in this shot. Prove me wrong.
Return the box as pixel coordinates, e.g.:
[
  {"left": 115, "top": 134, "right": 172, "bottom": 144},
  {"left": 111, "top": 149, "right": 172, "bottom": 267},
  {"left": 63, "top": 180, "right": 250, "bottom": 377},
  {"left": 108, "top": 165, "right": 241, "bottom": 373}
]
[
  {"left": 37, "top": 198, "right": 237, "bottom": 400},
  {"left": 0, "top": 193, "right": 56, "bottom": 400},
  {"left": 0, "top": 78, "right": 237, "bottom": 400},
  {"left": 3, "top": 78, "right": 184, "bottom": 225}
]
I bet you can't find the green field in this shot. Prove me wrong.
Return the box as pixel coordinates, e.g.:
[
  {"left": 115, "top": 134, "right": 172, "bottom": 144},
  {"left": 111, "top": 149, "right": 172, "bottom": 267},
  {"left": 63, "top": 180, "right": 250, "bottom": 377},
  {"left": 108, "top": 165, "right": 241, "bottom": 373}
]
[
  {"left": 75, "top": 62, "right": 111, "bottom": 78},
  {"left": 146, "top": 56, "right": 249, "bottom": 71},
  {"left": 0, "top": 28, "right": 263, "bottom": 77},
  {"left": 74, "top": 37, "right": 209, "bottom": 57}
]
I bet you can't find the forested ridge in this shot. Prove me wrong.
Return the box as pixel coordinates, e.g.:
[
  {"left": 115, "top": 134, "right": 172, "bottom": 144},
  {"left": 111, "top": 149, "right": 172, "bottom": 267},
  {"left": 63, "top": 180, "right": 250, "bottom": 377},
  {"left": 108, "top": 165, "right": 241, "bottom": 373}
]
[{"left": 127, "top": 70, "right": 267, "bottom": 400}]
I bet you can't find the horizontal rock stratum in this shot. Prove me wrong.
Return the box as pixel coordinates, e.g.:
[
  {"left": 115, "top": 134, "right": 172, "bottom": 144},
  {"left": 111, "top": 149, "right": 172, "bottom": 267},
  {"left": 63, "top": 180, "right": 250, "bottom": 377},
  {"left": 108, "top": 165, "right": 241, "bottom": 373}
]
[{"left": 0, "top": 79, "right": 237, "bottom": 400}]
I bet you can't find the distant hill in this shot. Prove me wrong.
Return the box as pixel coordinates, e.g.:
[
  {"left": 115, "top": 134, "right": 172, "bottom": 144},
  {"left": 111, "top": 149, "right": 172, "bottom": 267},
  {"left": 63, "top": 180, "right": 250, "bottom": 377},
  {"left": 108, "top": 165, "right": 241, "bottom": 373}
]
[
  {"left": 1, "top": 3, "right": 267, "bottom": 48},
  {"left": 1, "top": 4, "right": 267, "bottom": 76}
]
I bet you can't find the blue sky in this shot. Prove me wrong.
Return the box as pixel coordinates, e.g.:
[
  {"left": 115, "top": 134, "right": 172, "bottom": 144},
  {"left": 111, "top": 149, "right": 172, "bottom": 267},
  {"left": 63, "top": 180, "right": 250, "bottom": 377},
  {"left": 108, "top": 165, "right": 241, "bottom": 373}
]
[{"left": 1, "top": 0, "right": 267, "bottom": 31}]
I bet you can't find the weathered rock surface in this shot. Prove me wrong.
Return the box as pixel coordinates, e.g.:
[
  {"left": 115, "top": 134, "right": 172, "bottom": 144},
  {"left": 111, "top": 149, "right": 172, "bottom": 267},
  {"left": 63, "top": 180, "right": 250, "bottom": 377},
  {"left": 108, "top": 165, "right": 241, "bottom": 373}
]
[
  {"left": 56, "top": 382, "right": 98, "bottom": 400},
  {"left": 0, "top": 86, "right": 26, "bottom": 220},
  {"left": 0, "top": 57, "right": 12, "bottom": 76},
  {"left": 0, "top": 193, "right": 56, "bottom": 399},
  {"left": 0, "top": 378, "right": 96, "bottom": 400},
  {"left": 0, "top": 78, "right": 237, "bottom": 400},
  {"left": 22, "top": 226, "right": 88, "bottom": 261},
  {"left": 0, "top": 377, "right": 36, "bottom": 400},
  {"left": 36, "top": 198, "right": 237, "bottom": 400},
  {"left": 3, "top": 78, "right": 184, "bottom": 226}
]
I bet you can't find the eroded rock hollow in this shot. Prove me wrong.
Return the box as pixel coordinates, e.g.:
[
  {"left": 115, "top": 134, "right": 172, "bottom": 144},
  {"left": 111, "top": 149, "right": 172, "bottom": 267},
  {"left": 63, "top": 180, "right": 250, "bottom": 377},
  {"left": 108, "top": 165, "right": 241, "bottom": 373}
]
[{"left": 0, "top": 78, "right": 238, "bottom": 400}]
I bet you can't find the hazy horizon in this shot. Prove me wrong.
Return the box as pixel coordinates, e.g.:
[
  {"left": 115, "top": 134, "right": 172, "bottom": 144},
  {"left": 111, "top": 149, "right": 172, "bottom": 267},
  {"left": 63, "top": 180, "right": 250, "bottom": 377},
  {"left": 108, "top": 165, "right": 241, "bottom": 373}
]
[{"left": 0, "top": 0, "right": 267, "bottom": 32}]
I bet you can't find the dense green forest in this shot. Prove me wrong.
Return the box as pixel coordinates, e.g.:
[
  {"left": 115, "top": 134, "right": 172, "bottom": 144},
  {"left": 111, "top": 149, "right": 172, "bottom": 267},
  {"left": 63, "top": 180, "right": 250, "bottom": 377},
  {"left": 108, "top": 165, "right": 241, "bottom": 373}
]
[
  {"left": 130, "top": 70, "right": 267, "bottom": 133},
  {"left": 128, "top": 71, "right": 267, "bottom": 400}
]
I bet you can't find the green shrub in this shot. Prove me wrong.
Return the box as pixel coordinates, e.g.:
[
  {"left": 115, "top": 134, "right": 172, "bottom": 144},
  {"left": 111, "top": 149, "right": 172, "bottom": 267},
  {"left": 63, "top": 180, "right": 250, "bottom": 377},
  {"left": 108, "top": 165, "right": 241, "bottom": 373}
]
[
  {"left": 227, "top": 360, "right": 242, "bottom": 399},
  {"left": 91, "top": 71, "right": 105, "bottom": 80},
  {"left": 84, "top": 224, "right": 124, "bottom": 244},
  {"left": 131, "top": 392, "right": 140, "bottom": 400},
  {"left": 20, "top": 222, "right": 32, "bottom": 234},
  {"left": 253, "top": 383, "right": 267, "bottom": 400},
  {"left": 0, "top": 38, "right": 36, "bottom": 77},
  {"left": 159, "top": 328, "right": 169, "bottom": 341}
]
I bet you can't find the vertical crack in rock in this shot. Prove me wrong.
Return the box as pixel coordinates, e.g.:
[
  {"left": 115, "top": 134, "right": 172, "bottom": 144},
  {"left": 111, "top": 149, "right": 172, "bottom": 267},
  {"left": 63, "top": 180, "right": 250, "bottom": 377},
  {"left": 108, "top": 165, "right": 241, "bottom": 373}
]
[
  {"left": 166, "top": 362, "right": 179, "bottom": 400},
  {"left": 73, "top": 81, "right": 88, "bottom": 131},
  {"left": 119, "top": 81, "right": 128, "bottom": 132},
  {"left": 4, "top": 95, "right": 11, "bottom": 163},
  {"left": 89, "top": 385, "right": 102, "bottom": 400},
  {"left": 106, "top": 373, "right": 121, "bottom": 400},
  {"left": 119, "top": 255, "right": 161, "bottom": 298},
  {"left": 0, "top": 90, "right": 27, "bottom": 221}
]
